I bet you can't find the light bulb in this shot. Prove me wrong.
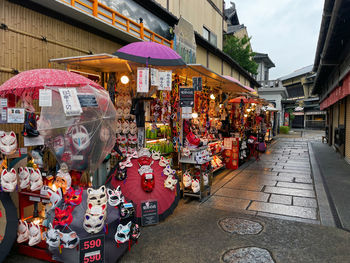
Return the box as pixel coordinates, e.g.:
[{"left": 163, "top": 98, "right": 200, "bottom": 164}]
[
  {"left": 244, "top": 114, "right": 248, "bottom": 117},
  {"left": 210, "top": 94, "right": 215, "bottom": 100},
  {"left": 219, "top": 104, "right": 223, "bottom": 108},
  {"left": 192, "top": 112, "right": 198, "bottom": 118},
  {"left": 247, "top": 108, "right": 251, "bottom": 112},
  {"left": 121, "top": 75, "right": 129, "bottom": 84}
]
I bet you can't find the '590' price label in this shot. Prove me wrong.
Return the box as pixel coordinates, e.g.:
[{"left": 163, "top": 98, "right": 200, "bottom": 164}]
[{"left": 79, "top": 235, "right": 104, "bottom": 263}]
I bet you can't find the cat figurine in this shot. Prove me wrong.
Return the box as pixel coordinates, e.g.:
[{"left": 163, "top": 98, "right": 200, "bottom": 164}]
[
  {"left": 191, "top": 179, "right": 200, "bottom": 193},
  {"left": 182, "top": 171, "right": 192, "bottom": 188},
  {"left": 164, "top": 175, "right": 177, "bottom": 191}
]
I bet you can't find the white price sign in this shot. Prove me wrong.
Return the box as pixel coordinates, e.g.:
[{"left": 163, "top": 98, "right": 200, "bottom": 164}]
[
  {"left": 137, "top": 67, "right": 149, "bottom": 93},
  {"left": 7, "top": 108, "right": 25, "bottom": 123},
  {"left": 59, "top": 88, "right": 82, "bottom": 116},
  {"left": 39, "top": 89, "right": 52, "bottom": 107},
  {"left": 158, "top": 70, "right": 172, "bottom": 91},
  {"left": 150, "top": 68, "right": 159, "bottom": 86}
]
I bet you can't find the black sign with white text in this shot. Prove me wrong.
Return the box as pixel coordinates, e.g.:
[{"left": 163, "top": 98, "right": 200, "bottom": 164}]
[
  {"left": 141, "top": 200, "right": 159, "bottom": 226},
  {"left": 179, "top": 87, "right": 194, "bottom": 107}
]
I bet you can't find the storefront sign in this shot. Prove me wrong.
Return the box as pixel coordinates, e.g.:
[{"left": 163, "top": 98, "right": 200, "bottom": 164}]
[
  {"left": 79, "top": 234, "right": 105, "bottom": 263},
  {"left": 0, "top": 98, "right": 7, "bottom": 108},
  {"left": 141, "top": 200, "right": 159, "bottom": 226},
  {"left": 150, "top": 68, "right": 159, "bottom": 86},
  {"left": 179, "top": 87, "right": 194, "bottom": 107},
  {"left": 137, "top": 67, "right": 149, "bottom": 93},
  {"left": 59, "top": 88, "right": 83, "bottom": 116},
  {"left": 7, "top": 108, "right": 25, "bottom": 123},
  {"left": 0, "top": 108, "right": 7, "bottom": 123},
  {"left": 39, "top": 89, "right": 52, "bottom": 107},
  {"left": 77, "top": 94, "right": 98, "bottom": 107},
  {"left": 192, "top": 77, "right": 202, "bottom": 91},
  {"left": 158, "top": 71, "right": 172, "bottom": 91}
]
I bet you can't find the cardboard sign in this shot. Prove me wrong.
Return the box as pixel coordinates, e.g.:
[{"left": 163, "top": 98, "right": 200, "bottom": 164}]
[
  {"left": 59, "top": 88, "right": 83, "bottom": 116},
  {"left": 137, "top": 67, "right": 149, "bottom": 93},
  {"left": 79, "top": 234, "right": 105, "bottom": 263},
  {"left": 158, "top": 71, "right": 172, "bottom": 91},
  {"left": 141, "top": 200, "right": 159, "bottom": 226},
  {"left": 192, "top": 77, "right": 202, "bottom": 91},
  {"left": 39, "top": 89, "right": 52, "bottom": 107},
  {"left": 179, "top": 87, "right": 194, "bottom": 107},
  {"left": 7, "top": 108, "right": 25, "bottom": 123}
]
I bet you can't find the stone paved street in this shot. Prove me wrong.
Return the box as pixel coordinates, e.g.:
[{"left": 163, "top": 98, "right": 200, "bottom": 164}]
[{"left": 201, "top": 131, "right": 325, "bottom": 225}]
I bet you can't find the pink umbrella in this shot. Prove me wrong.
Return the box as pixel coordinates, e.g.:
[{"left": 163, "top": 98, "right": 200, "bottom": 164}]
[
  {"left": 0, "top": 69, "right": 103, "bottom": 99},
  {"left": 111, "top": 158, "right": 180, "bottom": 223},
  {"left": 113, "top": 41, "right": 185, "bottom": 66}
]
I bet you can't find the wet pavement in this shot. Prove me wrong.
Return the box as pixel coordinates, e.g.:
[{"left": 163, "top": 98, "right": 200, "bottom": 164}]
[{"left": 201, "top": 132, "right": 324, "bottom": 225}]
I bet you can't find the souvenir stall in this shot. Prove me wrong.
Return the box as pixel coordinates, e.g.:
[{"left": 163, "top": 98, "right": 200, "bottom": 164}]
[
  {"left": 0, "top": 69, "right": 140, "bottom": 263},
  {"left": 50, "top": 41, "right": 185, "bottom": 225},
  {"left": 172, "top": 65, "right": 251, "bottom": 200},
  {"left": 225, "top": 95, "right": 269, "bottom": 166}
]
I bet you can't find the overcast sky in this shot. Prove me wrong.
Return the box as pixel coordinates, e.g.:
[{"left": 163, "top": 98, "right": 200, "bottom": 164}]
[{"left": 224, "top": 0, "right": 324, "bottom": 79}]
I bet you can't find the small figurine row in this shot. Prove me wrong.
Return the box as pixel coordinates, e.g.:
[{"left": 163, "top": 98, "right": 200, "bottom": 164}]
[
  {"left": 116, "top": 120, "right": 137, "bottom": 134},
  {"left": 116, "top": 94, "right": 132, "bottom": 108},
  {"left": 182, "top": 170, "right": 209, "bottom": 193},
  {"left": 116, "top": 107, "right": 135, "bottom": 120},
  {"left": 116, "top": 133, "right": 137, "bottom": 145},
  {"left": 0, "top": 167, "right": 42, "bottom": 192}
]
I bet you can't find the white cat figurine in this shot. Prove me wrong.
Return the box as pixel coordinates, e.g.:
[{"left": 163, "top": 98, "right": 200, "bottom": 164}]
[{"left": 191, "top": 179, "right": 200, "bottom": 193}]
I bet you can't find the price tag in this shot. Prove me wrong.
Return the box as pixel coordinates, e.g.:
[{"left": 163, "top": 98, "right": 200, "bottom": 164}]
[
  {"left": 79, "top": 235, "right": 104, "bottom": 263},
  {"left": 150, "top": 68, "right": 159, "bottom": 86},
  {"left": 137, "top": 67, "right": 149, "bottom": 93},
  {"left": 7, "top": 108, "right": 25, "bottom": 123},
  {"left": 59, "top": 88, "right": 83, "bottom": 116},
  {"left": 39, "top": 89, "right": 52, "bottom": 107},
  {"left": 29, "top": 196, "right": 41, "bottom": 202}
]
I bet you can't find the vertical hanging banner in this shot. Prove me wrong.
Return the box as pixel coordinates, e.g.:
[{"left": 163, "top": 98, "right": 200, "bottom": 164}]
[
  {"left": 150, "top": 68, "right": 159, "bottom": 86},
  {"left": 192, "top": 77, "right": 202, "bottom": 91},
  {"left": 158, "top": 71, "right": 172, "bottom": 91},
  {"left": 137, "top": 67, "right": 149, "bottom": 93}
]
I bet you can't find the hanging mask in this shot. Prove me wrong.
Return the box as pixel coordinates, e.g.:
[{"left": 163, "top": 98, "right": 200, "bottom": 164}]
[
  {"left": 0, "top": 131, "right": 17, "bottom": 155},
  {"left": 17, "top": 220, "right": 29, "bottom": 243},
  {"left": 128, "top": 134, "right": 137, "bottom": 144},
  {"left": 151, "top": 150, "right": 161, "bottom": 160},
  {"left": 116, "top": 120, "right": 122, "bottom": 133},
  {"left": 116, "top": 166, "right": 127, "bottom": 181},
  {"left": 138, "top": 156, "right": 153, "bottom": 166},
  {"left": 28, "top": 222, "right": 42, "bottom": 247},
  {"left": 53, "top": 206, "right": 74, "bottom": 227},
  {"left": 163, "top": 165, "right": 175, "bottom": 177},
  {"left": 130, "top": 223, "right": 140, "bottom": 241},
  {"left": 119, "top": 202, "right": 135, "bottom": 220},
  {"left": 123, "top": 107, "right": 131, "bottom": 119},
  {"left": 18, "top": 167, "right": 30, "bottom": 189},
  {"left": 116, "top": 108, "right": 123, "bottom": 119},
  {"left": 122, "top": 121, "right": 130, "bottom": 134},
  {"left": 191, "top": 179, "right": 200, "bottom": 193},
  {"left": 64, "top": 187, "right": 83, "bottom": 206},
  {"left": 1, "top": 168, "right": 17, "bottom": 192},
  {"left": 86, "top": 202, "right": 107, "bottom": 218},
  {"left": 87, "top": 185, "right": 107, "bottom": 205},
  {"left": 43, "top": 223, "right": 60, "bottom": 247},
  {"left": 159, "top": 156, "right": 170, "bottom": 167},
  {"left": 29, "top": 168, "right": 43, "bottom": 192},
  {"left": 55, "top": 169, "right": 71, "bottom": 194},
  {"left": 182, "top": 171, "right": 192, "bottom": 188},
  {"left": 129, "top": 122, "right": 137, "bottom": 135},
  {"left": 53, "top": 135, "right": 65, "bottom": 157},
  {"left": 114, "top": 221, "right": 131, "bottom": 244},
  {"left": 83, "top": 213, "right": 105, "bottom": 234},
  {"left": 68, "top": 125, "right": 90, "bottom": 151},
  {"left": 107, "top": 186, "right": 124, "bottom": 207},
  {"left": 164, "top": 175, "right": 177, "bottom": 191},
  {"left": 47, "top": 187, "right": 63, "bottom": 209},
  {"left": 58, "top": 230, "right": 79, "bottom": 249},
  {"left": 141, "top": 173, "right": 155, "bottom": 193},
  {"left": 137, "top": 148, "right": 151, "bottom": 158}
]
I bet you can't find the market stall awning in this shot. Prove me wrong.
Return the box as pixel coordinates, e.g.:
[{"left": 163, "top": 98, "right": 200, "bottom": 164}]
[
  {"left": 222, "top": 75, "right": 257, "bottom": 93},
  {"left": 49, "top": 53, "right": 132, "bottom": 73},
  {"left": 174, "top": 64, "right": 250, "bottom": 94}
]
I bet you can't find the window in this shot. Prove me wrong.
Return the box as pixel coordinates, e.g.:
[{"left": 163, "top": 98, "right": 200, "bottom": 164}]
[{"left": 203, "top": 26, "right": 217, "bottom": 47}]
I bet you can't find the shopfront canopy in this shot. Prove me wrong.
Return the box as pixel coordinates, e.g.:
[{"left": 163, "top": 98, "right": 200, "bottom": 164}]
[
  {"left": 222, "top": 75, "right": 257, "bottom": 93},
  {"left": 174, "top": 64, "right": 251, "bottom": 94}
]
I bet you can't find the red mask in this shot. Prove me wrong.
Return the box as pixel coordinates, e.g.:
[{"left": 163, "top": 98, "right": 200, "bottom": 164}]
[
  {"left": 141, "top": 173, "right": 155, "bottom": 192},
  {"left": 53, "top": 206, "right": 74, "bottom": 227},
  {"left": 64, "top": 187, "right": 83, "bottom": 206},
  {"left": 138, "top": 156, "right": 152, "bottom": 166}
]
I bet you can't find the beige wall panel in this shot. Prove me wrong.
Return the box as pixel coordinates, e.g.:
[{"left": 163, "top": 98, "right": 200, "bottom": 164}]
[
  {"left": 208, "top": 52, "right": 221, "bottom": 74},
  {"left": 339, "top": 100, "right": 345, "bottom": 125},
  {"left": 346, "top": 96, "right": 350, "bottom": 159},
  {"left": 223, "top": 62, "right": 231, "bottom": 76},
  {"left": 165, "top": 0, "right": 223, "bottom": 49},
  {"left": 332, "top": 104, "right": 339, "bottom": 146},
  {"left": 196, "top": 45, "right": 207, "bottom": 66},
  {"left": 232, "top": 70, "right": 239, "bottom": 80},
  {"left": 0, "top": 0, "right": 122, "bottom": 84}
]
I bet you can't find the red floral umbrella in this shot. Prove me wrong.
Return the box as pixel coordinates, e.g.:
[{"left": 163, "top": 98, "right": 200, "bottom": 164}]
[
  {"left": 0, "top": 69, "right": 103, "bottom": 99},
  {"left": 111, "top": 158, "right": 180, "bottom": 223}
]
